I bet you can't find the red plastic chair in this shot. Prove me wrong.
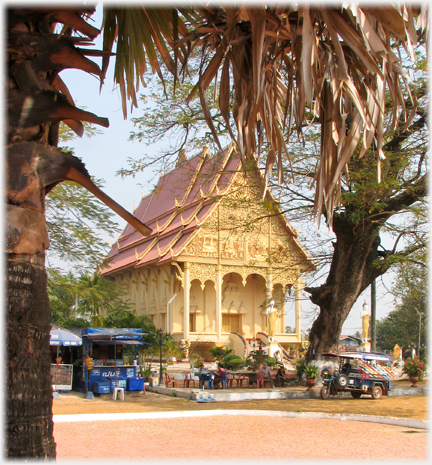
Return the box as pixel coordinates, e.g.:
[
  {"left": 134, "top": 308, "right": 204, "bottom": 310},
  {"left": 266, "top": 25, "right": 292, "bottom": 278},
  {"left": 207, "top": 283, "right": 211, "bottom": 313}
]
[
  {"left": 255, "top": 371, "right": 271, "bottom": 388},
  {"left": 182, "top": 371, "right": 196, "bottom": 388},
  {"left": 234, "top": 373, "right": 247, "bottom": 387},
  {"left": 165, "top": 373, "right": 178, "bottom": 388}
]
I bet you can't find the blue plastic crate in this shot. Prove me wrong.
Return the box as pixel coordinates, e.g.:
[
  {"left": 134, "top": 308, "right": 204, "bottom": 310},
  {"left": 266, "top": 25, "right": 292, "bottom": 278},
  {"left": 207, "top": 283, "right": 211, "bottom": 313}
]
[
  {"left": 127, "top": 377, "right": 145, "bottom": 391},
  {"left": 93, "top": 381, "right": 111, "bottom": 394}
]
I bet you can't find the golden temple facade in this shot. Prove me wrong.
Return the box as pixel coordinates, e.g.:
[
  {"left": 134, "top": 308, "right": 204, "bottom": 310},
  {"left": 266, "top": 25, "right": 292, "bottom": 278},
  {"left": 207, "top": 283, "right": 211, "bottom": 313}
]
[{"left": 101, "top": 144, "right": 315, "bottom": 359}]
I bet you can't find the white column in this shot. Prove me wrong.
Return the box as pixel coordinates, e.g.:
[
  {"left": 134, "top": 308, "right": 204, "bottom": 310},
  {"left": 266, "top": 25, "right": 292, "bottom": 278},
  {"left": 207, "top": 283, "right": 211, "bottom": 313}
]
[
  {"left": 216, "top": 265, "right": 222, "bottom": 340},
  {"left": 183, "top": 262, "right": 190, "bottom": 340},
  {"left": 295, "top": 276, "right": 303, "bottom": 341}
]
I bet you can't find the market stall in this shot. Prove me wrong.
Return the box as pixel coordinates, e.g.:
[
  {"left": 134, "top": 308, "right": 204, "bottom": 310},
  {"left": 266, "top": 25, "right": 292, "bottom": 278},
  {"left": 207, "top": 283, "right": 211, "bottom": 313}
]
[
  {"left": 75, "top": 328, "right": 149, "bottom": 394},
  {"left": 50, "top": 325, "right": 82, "bottom": 393}
]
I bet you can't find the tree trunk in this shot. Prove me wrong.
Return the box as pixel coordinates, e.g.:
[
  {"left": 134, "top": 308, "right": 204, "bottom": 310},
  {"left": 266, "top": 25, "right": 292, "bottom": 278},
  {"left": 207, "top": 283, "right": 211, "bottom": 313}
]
[
  {"left": 304, "top": 215, "right": 382, "bottom": 362},
  {"left": 6, "top": 251, "right": 56, "bottom": 458}
]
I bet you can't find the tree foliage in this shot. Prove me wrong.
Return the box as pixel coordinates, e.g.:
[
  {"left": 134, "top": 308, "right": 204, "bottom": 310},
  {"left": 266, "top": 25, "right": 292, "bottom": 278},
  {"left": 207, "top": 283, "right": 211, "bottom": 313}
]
[
  {"left": 45, "top": 180, "right": 121, "bottom": 274},
  {"left": 48, "top": 270, "right": 135, "bottom": 327},
  {"left": 376, "top": 251, "right": 428, "bottom": 352}
]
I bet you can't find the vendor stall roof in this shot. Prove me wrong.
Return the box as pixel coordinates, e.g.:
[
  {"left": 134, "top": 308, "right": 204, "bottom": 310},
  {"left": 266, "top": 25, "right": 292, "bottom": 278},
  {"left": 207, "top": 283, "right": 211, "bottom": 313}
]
[
  {"left": 92, "top": 339, "right": 150, "bottom": 346},
  {"left": 77, "top": 328, "right": 146, "bottom": 340}
]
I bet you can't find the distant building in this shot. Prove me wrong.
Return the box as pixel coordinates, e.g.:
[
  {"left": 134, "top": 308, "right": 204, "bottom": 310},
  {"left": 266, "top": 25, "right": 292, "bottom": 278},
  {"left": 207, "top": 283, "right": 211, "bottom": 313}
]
[
  {"left": 338, "top": 335, "right": 362, "bottom": 352},
  {"left": 101, "top": 144, "right": 315, "bottom": 359}
]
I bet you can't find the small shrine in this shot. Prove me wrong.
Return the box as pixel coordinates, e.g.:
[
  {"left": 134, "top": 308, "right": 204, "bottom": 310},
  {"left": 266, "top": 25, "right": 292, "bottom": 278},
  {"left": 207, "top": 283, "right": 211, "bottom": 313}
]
[{"left": 101, "top": 144, "right": 315, "bottom": 360}]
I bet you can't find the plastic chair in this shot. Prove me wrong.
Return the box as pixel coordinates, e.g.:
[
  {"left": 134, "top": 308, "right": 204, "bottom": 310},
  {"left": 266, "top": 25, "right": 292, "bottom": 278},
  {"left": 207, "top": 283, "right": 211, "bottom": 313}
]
[
  {"left": 221, "top": 372, "right": 229, "bottom": 389},
  {"left": 182, "top": 371, "right": 196, "bottom": 388},
  {"left": 200, "top": 373, "right": 214, "bottom": 389},
  {"left": 234, "top": 373, "right": 247, "bottom": 388},
  {"left": 255, "top": 371, "right": 271, "bottom": 388},
  {"left": 165, "top": 373, "right": 178, "bottom": 388}
]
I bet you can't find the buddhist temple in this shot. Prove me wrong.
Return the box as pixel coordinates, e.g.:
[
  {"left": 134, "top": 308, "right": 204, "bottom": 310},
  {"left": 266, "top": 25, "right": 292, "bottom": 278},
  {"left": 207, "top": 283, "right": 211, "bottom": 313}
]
[{"left": 101, "top": 144, "right": 315, "bottom": 360}]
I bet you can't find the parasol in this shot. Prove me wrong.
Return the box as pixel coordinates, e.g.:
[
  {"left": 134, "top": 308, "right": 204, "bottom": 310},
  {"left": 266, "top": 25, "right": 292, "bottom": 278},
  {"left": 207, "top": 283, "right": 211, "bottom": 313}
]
[{"left": 50, "top": 325, "right": 82, "bottom": 392}]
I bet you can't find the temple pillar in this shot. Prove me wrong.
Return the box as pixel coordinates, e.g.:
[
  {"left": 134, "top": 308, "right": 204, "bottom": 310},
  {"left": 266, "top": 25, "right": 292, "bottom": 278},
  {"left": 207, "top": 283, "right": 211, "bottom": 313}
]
[
  {"left": 216, "top": 265, "right": 222, "bottom": 340},
  {"left": 295, "top": 276, "right": 303, "bottom": 341},
  {"left": 183, "top": 262, "right": 190, "bottom": 340}
]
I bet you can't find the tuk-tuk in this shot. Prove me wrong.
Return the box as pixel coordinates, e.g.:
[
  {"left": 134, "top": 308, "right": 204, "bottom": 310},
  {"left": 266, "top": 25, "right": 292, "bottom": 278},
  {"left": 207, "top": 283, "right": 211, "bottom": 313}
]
[{"left": 320, "top": 351, "right": 393, "bottom": 400}]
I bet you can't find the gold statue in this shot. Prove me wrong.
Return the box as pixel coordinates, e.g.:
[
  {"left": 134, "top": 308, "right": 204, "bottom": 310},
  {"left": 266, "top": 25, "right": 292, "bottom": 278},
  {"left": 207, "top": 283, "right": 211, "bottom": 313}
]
[
  {"left": 266, "top": 299, "right": 277, "bottom": 338},
  {"left": 361, "top": 300, "right": 370, "bottom": 342}
]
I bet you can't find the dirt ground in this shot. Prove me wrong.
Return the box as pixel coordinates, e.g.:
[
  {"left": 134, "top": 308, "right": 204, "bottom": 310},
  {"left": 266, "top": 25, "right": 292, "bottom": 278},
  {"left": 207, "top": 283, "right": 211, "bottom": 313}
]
[{"left": 53, "top": 380, "right": 429, "bottom": 463}]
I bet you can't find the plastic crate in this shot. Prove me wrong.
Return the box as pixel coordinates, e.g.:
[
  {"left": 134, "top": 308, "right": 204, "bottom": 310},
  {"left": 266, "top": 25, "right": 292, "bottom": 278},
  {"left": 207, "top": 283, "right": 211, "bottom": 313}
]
[
  {"left": 127, "top": 377, "right": 145, "bottom": 391},
  {"left": 93, "top": 381, "right": 111, "bottom": 394}
]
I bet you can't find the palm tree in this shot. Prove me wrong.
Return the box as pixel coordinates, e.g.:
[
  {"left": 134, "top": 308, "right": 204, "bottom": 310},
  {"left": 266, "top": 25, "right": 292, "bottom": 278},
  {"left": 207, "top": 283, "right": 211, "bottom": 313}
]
[{"left": 6, "top": 4, "right": 426, "bottom": 458}]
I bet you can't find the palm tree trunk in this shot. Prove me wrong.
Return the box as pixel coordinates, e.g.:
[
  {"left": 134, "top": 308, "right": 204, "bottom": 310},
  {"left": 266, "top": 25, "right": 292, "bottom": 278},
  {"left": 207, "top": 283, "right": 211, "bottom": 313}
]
[{"left": 6, "top": 251, "right": 56, "bottom": 458}]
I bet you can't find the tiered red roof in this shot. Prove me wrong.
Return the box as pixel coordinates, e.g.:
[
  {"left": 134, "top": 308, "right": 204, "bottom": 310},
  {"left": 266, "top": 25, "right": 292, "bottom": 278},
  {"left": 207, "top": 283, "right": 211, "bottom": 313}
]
[
  {"left": 102, "top": 146, "right": 236, "bottom": 274},
  {"left": 101, "top": 145, "right": 311, "bottom": 275}
]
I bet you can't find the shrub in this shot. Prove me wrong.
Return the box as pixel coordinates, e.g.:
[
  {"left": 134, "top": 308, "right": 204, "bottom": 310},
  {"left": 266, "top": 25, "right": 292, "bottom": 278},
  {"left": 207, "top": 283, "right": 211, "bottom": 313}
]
[
  {"left": 222, "top": 354, "right": 245, "bottom": 370},
  {"left": 295, "top": 357, "right": 306, "bottom": 380},
  {"left": 303, "top": 365, "right": 319, "bottom": 379},
  {"left": 209, "top": 344, "right": 234, "bottom": 362},
  {"left": 402, "top": 357, "right": 425, "bottom": 381}
]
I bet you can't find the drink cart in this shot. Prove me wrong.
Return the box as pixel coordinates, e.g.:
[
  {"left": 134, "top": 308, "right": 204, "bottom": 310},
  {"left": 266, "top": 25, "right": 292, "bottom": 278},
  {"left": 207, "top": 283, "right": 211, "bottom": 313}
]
[{"left": 75, "top": 328, "right": 149, "bottom": 395}]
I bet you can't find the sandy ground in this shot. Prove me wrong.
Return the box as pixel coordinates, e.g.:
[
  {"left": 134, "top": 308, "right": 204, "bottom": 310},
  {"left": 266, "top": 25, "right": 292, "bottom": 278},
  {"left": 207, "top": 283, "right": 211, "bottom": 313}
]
[
  {"left": 54, "top": 415, "right": 429, "bottom": 463},
  {"left": 53, "top": 384, "right": 429, "bottom": 463}
]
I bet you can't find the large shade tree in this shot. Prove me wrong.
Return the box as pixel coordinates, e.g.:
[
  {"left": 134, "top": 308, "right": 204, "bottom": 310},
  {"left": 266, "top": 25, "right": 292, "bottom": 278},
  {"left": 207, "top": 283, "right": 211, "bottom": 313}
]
[{"left": 5, "top": 4, "right": 427, "bottom": 458}]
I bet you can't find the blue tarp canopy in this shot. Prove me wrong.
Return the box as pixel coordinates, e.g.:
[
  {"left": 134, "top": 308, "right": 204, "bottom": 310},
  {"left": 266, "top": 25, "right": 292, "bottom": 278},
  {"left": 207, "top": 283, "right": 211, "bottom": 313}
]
[
  {"left": 75, "top": 328, "right": 149, "bottom": 345},
  {"left": 322, "top": 351, "right": 392, "bottom": 363}
]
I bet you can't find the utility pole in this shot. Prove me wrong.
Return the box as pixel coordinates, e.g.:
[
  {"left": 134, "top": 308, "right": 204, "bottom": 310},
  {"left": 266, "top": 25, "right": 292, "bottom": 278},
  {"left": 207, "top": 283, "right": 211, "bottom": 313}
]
[{"left": 371, "top": 280, "right": 376, "bottom": 351}]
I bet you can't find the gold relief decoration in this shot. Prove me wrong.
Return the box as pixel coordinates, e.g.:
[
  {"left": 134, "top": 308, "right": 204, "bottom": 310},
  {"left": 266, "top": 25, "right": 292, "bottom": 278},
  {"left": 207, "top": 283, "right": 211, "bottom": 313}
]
[
  {"left": 247, "top": 239, "right": 268, "bottom": 262},
  {"left": 182, "top": 236, "right": 196, "bottom": 256},
  {"left": 189, "top": 262, "right": 216, "bottom": 286},
  {"left": 271, "top": 267, "right": 299, "bottom": 288},
  {"left": 221, "top": 237, "right": 244, "bottom": 260},
  {"left": 199, "top": 235, "right": 218, "bottom": 258},
  {"left": 221, "top": 265, "right": 268, "bottom": 287},
  {"left": 171, "top": 262, "right": 184, "bottom": 287}
]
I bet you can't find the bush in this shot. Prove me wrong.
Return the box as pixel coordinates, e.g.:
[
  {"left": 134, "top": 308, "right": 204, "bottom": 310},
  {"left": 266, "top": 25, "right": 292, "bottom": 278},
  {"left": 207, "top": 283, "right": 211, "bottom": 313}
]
[
  {"left": 209, "top": 345, "right": 234, "bottom": 362},
  {"left": 303, "top": 365, "right": 319, "bottom": 379},
  {"left": 402, "top": 357, "right": 426, "bottom": 381},
  {"left": 222, "top": 354, "right": 245, "bottom": 370},
  {"left": 295, "top": 357, "right": 306, "bottom": 380}
]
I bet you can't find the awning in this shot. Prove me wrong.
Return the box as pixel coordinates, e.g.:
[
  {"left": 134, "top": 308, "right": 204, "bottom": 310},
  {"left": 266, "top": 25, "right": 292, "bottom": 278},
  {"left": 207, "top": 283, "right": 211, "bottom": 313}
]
[{"left": 91, "top": 340, "right": 150, "bottom": 346}]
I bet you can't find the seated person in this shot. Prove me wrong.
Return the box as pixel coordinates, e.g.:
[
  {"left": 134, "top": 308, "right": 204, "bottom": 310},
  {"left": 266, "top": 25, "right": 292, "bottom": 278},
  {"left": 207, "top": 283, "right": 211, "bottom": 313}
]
[
  {"left": 197, "top": 363, "right": 206, "bottom": 372},
  {"left": 259, "top": 362, "right": 275, "bottom": 387},
  {"left": 275, "top": 364, "right": 286, "bottom": 387},
  {"left": 212, "top": 363, "right": 226, "bottom": 389},
  {"left": 342, "top": 361, "right": 352, "bottom": 374}
]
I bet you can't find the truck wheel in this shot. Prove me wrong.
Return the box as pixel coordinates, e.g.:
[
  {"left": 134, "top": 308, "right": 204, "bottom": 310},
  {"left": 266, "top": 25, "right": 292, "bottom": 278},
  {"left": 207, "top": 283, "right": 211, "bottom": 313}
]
[
  {"left": 371, "top": 385, "right": 383, "bottom": 399},
  {"left": 336, "top": 374, "right": 348, "bottom": 388},
  {"left": 320, "top": 385, "right": 330, "bottom": 399},
  {"left": 351, "top": 392, "right": 362, "bottom": 399}
]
